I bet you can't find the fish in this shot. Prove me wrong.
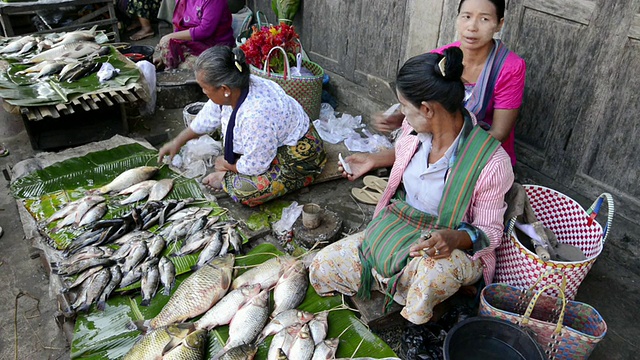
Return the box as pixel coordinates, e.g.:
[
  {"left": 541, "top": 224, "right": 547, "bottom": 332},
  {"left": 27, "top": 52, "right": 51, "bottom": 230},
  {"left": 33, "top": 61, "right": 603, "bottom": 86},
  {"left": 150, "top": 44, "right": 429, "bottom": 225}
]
[
  {"left": 272, "top": 261, "right": 309, "bottom": 316},
  {"left": 121, "top": 241, "right": 149, "bottom": 274},
  {"left": 119, "top": 264, "right": 144, "bottom": 289},
  {"left": 146, "top": 235, "right": 166, "bottom": 258},
  {"left": 94, "top": 166, "right": 158, "bottom": 194},
  {"left": 287, "top": 323, "right": 315, "bottom": 360},
  {"left": 162, "top": 328, "right": 208, "bottom": 360},
  {"left": 61, "top": 265, "right": 104, "bottom": 293},
  {"left": 150, "top": 254, "right": 234, "bottom": 329},
  {"left": 73, "top": 195, "right": 106, "bottom": 224},
  {"left": 96, "top": 266, "right": 122, "bottom": 311},
  {"left": 45, "top": 200, "right": 79, "bottom": 224},
  {"left": 51, "top": 257, "right": 114, "bottom": 277},
  {"left": 15, "top": 40, "right": 37, "bottom": 56},
  {"left": 140, "top": 259, "right": 160, "bottom": 306},
  {"left": 227, "top": 226, "right": 243, "bottom": 254},
  {"left": 73, "top": 267, "right": 111, "bottom": 312},
  {"left": 116, "top": 179, "right": 158, "bottom": 196},
  {"left": 311, "top": 338, "right": 339, "bottom": 360},
  {"left": 27, "top": 41, "right": 101, "bottom": 63},
  {"left": 122, "top": 324, "right": 192, "bottom": 360},
  {"left": 147, "top": 178, "right": 174, "bottom": 202},
  {"left": 62, "top": 245, "right": 112, "bottom": 263},
  {"left": 33, "top": 61, "right": 66, "bottom": 79},
  {"left": 308, "top": 311, "right": 328, "bottom": 345},
  {"left": 194, "top": 284, "right": 261, "bottom": 330},
  {"left": 232, "top": 255, "right": 296, "bottom": 290},
  {"left": 119, "top": 188, "right": 152, "bottom": 205},
  {"left": 0, "top": 36, "right": 35, "bottom": 54},
  {"left": 175, "top": 228, "right": 217, "bottom": 257},
  {"left": 53, "top": 32, "right": 96, "bottom": 47},
  {"left": 64, "top": 61, "right": 101, "bottom": 82},
  {"left": 225, "top": 289, "right": 270, "bottom": 350},
  {"left": 158, "top": 256, "right": 176, "bottom": 296},
  {"left": 193, "top": 231, "right": 223, "bottom": 270},
  {"left": 268, "top": 325, "right": 301, "bottom": 360},
  {"left": 220, "top": 344, "right": 259, "bottom": 360},
  {"left": 77, "top": 202, "right": 108, "bottom": 227},
  {"left": 259, "top": 310, "right": 315, "bottom": 343}
]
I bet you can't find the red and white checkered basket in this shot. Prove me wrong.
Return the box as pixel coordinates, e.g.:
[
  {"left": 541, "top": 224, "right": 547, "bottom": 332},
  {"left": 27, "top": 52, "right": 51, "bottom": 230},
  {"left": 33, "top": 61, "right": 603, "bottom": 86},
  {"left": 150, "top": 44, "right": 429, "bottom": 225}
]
[{"left": 494, "top": 185, "right": 614, "bottom": 300}]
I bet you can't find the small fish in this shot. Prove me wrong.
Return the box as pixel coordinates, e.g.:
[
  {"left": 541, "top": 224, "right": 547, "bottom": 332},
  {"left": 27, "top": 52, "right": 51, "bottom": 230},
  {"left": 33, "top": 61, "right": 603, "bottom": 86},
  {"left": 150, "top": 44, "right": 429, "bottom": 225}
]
[
  {"left": 259, "top": 310, "right": 315, "bottom": 343},
  {"left": 96, "top": 266, "right": 122, "bottom": 311},
  {"left": 122, "top": 324, "right": 192, "bottom": 360},
  {"left": 288, "top": 323, "right": 315, "bottom": 360},
  {"left": 119, "top": 264, "right": 143, "bottom": 289},
  {"left": 268, "top": 325, "right": 301, "bottom": 360},
  {"left": 162, "top": 328, "right": 208, "bottom": 360},
  {"left": 62, "top": 245, "right": 111, "bottom": 263},
  {"left": 0, "top": 36, "right": 35, "bottom": 54},
  {"left": 94, "top": 166, "right": 158, "bottom": 194},
  {"left": 73, "top": 195, "right": 106, "bottom": 225},
  {"left": 120, "top": 241, "right": 148, "bottom": 274},
  {"left": 61, "top": 265, "right": 104, "bottom": 293},
  {"left": 311, "top": 338, "right": 339, "bottom": 360},
  {"left": 51, "top": 257, "right": 114, "bottom": 277},
  {"left": 225, "top": 289, "right": 270, "bottom": 350},
  {"left": 15, "top": 40, "right": 37, "bottom": 56},
  {"left": 45, "top": 201, "right": 79, "bottom": 224},
  {"left": 73, "top": 267, "right": 111, "bottom": 312},
  {"left": 158, "top": 256, "right": 176, "bottom": 296},
  {"left": 194, "top": 284, "right": 261, "bottom": 330},
  {"left": 116, "top": 180, "right": 158, "bottom": 196},
  {"left": 272, "top": 261, "right": 309, "bottom": 316},
  {"left": 147, "top": 178, "right": 174, "bottom": 202},
  {"left": 193, "top": 231, "right": 223, "bottom": 270},
  {"left": 33, "top": 61, "right": 66, "bottom": 79},
  {"left": 77, "top": 202, "right": 107, "bottom": 227},
  {"left": 146, "top": 235, "right": 166, "bottom": 258},
  {"left": 232, "top": 255, "right": 296, "bottom": 290},
  {"left": 308, "top": 311, "right": 328, "bottom": 345},
  {"left": 220, "top": 344, "right": 259, "bottom": 360},
  {"left": 27, "top": 41, "right": 101, "bottom": 63},
  {"left": 150, "top": 254, "right": 234, "bottom": 329},
  {"left": 175, "top": 228, "right": 216, "bottom": 257},
  {"left": 140, "top": 259, "right": 160, "bottom": 306},
  {"left": 227, "top": 226, "right": 243, "bottom": 254}
]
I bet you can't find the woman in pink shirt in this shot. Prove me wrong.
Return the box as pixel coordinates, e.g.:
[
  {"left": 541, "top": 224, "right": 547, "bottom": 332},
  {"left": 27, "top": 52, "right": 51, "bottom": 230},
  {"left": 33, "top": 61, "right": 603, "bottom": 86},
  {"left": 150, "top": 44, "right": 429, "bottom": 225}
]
[
  {"left": 153, "top": 0, "right": 235, "bottom": 70},
  {"left": 342, "top": 0, "right": 525, "bottom": 180}
]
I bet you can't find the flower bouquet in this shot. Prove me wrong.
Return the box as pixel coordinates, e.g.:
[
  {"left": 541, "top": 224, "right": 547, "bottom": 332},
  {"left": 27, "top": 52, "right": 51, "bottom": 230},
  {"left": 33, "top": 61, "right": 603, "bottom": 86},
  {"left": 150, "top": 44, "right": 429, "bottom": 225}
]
[{"left": 239, "top": 23, "right": 301, "bottom": 74}]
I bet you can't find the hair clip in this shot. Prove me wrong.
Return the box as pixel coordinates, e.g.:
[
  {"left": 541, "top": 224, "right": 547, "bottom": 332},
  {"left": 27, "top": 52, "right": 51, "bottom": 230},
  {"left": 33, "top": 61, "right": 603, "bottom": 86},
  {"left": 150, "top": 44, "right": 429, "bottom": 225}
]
[
  {"left": 234, "top": 53, "right": 243, "bottom": 72},
  {"left": 437, "top": 57, "right": 447, "bottom": 77}
]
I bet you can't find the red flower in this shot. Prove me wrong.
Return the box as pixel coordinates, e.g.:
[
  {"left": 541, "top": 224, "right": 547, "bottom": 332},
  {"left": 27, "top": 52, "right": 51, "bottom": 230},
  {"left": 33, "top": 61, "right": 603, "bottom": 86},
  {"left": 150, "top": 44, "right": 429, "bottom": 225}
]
[{"left": 239, "top": 23, "right": 301, "bottom": 73}]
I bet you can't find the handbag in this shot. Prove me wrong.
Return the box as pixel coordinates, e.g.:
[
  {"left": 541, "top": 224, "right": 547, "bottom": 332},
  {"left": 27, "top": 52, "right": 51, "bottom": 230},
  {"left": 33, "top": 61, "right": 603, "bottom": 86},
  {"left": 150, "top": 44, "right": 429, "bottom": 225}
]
[
  {"left": 249, "top": 46, "right": 324, "bottom": 121},
  {"left": 479, "top": 274, "right": 607, "bottom": 360},
  {"left": 494, "top": 185, "right": 614, "bottom": 299}
]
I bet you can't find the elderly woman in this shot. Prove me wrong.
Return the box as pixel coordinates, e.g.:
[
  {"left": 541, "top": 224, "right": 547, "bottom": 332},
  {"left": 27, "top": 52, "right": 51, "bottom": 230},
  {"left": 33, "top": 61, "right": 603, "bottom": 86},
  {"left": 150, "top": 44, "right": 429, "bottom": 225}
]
[
  {"left": 309, "top": 47, "right": 514, "bottom": 324},
  {"left": 152, "top": 0, "right": 235, "bottom": 70},
  {"left": 158, "top": 46, "right": 326, "bottom": 206},
  {"left": 343, "top": 0, "right": 525, "bottom": 181}
]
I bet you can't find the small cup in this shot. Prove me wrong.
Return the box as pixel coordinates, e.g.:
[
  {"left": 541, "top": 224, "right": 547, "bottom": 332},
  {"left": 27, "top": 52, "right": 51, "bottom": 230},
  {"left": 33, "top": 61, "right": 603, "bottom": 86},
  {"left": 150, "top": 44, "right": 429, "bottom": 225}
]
[{"left": 302, "top": 203, "right": 322, "bottom": 229}]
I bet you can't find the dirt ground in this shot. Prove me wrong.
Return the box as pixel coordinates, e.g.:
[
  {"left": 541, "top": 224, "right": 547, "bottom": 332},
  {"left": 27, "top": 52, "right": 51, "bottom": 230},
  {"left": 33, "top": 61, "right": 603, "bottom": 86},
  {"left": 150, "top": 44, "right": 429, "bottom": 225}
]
[{"left": 0, "top": 27, "right": 638, "bottom": 360}]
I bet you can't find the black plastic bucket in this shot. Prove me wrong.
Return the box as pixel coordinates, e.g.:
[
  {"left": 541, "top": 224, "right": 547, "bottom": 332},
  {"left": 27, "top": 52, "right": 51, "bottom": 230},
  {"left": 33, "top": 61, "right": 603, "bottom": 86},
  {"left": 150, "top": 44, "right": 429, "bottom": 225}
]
[
  {"left": 444, "top": 317, "right": 545, "bottom": 360},
  {"left": 119, "top": 45, "right": 155, "bottom": 63}
]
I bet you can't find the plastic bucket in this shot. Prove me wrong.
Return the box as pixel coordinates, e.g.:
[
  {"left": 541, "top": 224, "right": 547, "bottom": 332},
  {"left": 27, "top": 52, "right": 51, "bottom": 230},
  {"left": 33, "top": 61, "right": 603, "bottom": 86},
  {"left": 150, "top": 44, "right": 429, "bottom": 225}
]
[
  {"left": 119, "top": 45, "right": 155, "bottom": 63},
  {"left": 183, "top": 102, "right": 206, "bottom": 128},
  {"left": 444, "top": 317, "right": 545, "bottom": 360}
]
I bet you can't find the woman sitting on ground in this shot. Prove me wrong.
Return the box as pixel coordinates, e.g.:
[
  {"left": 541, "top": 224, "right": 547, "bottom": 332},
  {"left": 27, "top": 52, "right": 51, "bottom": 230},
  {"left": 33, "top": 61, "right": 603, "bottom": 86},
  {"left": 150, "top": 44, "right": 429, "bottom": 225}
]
[
  {"left": 152, "top": 0, "right": 234, "bottom": 70},
  {"left": 158, "top": 46, "right": 326, "bottom": 207},
  {"left": 309, "top": 48, "right": 513, "bottom": 324},
  {"left": 343, "top": 0, "right": 525, "bottom": 180}
]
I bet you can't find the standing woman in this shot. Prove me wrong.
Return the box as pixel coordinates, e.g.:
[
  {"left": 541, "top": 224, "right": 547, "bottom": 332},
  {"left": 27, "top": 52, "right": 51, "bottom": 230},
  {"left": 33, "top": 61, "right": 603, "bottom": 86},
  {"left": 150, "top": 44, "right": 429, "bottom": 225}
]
[
  {"left": 158, "top": 46, "right": 326, "bottom": 206},
  {"left": 153, "top": 0, "right": 235, "bottom": 70},
  {"left": 127, "top": 0, "right": 162, "bottom": 41},
  {"left": 342, "top": 0, "right": 525, "bottom": 180}
]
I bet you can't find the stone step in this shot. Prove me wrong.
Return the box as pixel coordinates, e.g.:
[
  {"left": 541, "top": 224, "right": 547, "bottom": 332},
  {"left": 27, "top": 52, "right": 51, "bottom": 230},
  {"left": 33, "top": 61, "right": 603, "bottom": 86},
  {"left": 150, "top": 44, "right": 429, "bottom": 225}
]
[{"left": 156, "top": 70, "right": 207, "bottom": 109}]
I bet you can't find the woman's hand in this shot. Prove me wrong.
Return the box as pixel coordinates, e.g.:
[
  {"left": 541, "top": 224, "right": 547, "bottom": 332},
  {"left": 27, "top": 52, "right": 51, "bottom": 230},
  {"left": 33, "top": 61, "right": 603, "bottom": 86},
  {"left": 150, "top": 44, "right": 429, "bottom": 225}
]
[
  {"left": 339, "top": 153, "right": 375, "bottom": 181},
  {"left": 372, "top": 111, "right": 404, "bottom": 133},
  {"left": 409, "top": 229, "right": 471, "bottom": 260},
  {"left": 158, "top": 140, "right": 182, "bottom": 163}
]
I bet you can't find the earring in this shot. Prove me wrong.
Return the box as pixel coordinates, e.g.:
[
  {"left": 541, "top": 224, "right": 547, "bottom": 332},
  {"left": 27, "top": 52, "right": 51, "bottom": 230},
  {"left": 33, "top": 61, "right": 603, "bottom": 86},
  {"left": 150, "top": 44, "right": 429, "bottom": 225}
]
[{"left": 224, "top": 93, "right": 230, "bottom": 98}]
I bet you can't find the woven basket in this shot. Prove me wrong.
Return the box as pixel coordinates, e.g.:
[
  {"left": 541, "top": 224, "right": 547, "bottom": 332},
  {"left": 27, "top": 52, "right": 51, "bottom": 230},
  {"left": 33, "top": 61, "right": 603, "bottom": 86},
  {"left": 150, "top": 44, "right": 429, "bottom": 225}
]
[
  {"left": 494, "top": 185, "right": 614, "bottom": 299},
  {"left": 249, "top": 46, "right": 324, "bottom": 120}
]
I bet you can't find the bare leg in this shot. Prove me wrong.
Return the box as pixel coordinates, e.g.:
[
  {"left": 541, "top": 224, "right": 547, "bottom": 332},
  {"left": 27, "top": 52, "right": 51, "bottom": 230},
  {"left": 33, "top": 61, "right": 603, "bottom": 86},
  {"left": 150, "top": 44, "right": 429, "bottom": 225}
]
[
  {"left": 202, "top": 171, "right": 227, "bottom": 191},
  {"left": 130, "top": 18, "right": 154, "bottom": 40}
]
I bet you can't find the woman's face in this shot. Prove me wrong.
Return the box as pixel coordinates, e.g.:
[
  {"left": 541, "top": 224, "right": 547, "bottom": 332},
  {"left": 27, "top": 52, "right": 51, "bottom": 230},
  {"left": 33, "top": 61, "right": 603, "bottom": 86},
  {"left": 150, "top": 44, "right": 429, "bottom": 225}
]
[
  {"left": 196, "top": 71, "right": 229, "bottom": 105},
  {"left": 397, "top": 90, "right": 430, "bottom": 134},
  {"left": 456, "top": 0, "right": 503, "bottom": 50}
]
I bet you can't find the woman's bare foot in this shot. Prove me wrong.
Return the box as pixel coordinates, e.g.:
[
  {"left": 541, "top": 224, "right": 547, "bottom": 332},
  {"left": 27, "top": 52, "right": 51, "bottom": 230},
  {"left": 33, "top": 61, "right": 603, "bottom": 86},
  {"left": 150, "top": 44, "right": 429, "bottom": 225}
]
[
  {"left": 130, "top": 27, "right": 154, "bottom": 41},
  {"left": 202, "top": 171, "right": 226, "bottom": 191}
]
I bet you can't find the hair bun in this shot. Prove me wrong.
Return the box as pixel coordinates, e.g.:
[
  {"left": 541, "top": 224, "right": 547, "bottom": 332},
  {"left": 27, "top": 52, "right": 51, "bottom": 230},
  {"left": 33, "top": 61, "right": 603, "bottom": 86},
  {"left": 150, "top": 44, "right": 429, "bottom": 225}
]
[{"left": 434, "top": 47, "right": 464, "bottom": 81}]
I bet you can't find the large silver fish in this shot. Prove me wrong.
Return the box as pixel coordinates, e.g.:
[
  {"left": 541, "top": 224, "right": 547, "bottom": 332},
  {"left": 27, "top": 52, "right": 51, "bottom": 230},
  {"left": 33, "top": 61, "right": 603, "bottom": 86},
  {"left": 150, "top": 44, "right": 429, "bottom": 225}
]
[
  {"left": 272, "top": 261, "right": 309, "bottom": 316},
  {"left": 194, "top": 284, "right": 261, "bottom": 330},
  {"left": 150, "top": 254, "right": 234, "bottom": 329},
  {"left": 95, "top": 166, "right": 158, "bottom": 194},
  {"left": 77, "top": 202, "right": 107, "bottom": 227},
  {"left": 147, "top": 178, "right": 174, "bottom": 201},
  {"left": 311, "top": 338, "right": 339, "bottom": 360},
  {"left": 288, "top": 323, "right": 315, "bottom": 360},
  {"left": 73, "top": 195, "right": 106, "bottom": 224},
  {"left": 123, "top": 324, "right": 191, "bottom": 360},
  {"left": 225, "top": 289, "right": 270, "bottom": 350},
  {"left": 220, "top": 344, "right": 259, "bottom": 360},
  {"left": 0, "top": 36, "right": 35, "bottom": 54},
  {"left": 162, "top": 328, "right": 208, "bottom": 360},
  {"left": 27, "top": 41, "right": 101, "bottom": 63},
  {"left": 232, "top": 255, "right": 296, "bottom": 290},
  {"left": 116, "top": 179, "right": 158, "bottom": 196}
]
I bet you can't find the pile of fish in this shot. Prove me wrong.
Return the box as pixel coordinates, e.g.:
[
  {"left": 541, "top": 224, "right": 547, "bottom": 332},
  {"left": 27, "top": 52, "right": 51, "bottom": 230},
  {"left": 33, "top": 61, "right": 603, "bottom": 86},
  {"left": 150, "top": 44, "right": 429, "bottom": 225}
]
[
  {"left": 0, "top": 26, "right": 114, "bottom": 82},
  {"left": 123, "top": 254, "right": 339, "bottom": 360}
]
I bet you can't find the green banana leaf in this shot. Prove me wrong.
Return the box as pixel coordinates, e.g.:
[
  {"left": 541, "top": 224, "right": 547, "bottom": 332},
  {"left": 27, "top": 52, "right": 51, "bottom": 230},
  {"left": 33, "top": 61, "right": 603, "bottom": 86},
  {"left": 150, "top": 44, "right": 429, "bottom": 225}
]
[
  {"left": 71, "top": 243, "right": 397, "bottom": 359},
  {"left": 0, "top": 46, "right": 140, "bottom": 106}
]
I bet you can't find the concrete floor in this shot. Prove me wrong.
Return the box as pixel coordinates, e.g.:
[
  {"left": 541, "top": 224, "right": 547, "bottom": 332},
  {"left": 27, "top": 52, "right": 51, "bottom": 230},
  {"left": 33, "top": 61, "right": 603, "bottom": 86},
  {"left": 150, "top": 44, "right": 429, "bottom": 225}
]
[{"left": 1, "top": 28, "right": 639, "bottom": 360}]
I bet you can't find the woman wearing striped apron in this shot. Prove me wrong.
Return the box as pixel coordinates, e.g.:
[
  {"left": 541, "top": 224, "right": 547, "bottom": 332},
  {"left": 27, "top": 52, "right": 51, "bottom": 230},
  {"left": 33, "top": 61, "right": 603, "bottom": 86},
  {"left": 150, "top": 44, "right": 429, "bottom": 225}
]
[{"left": 309, "top": 47, "right": 514, "bottom": 324}]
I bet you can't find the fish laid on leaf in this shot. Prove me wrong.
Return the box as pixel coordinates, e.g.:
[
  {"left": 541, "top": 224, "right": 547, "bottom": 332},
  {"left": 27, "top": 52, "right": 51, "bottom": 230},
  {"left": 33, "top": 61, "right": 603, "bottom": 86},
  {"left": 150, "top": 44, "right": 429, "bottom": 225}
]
[
  {"left": 272, "top": 260, "right": 309, "bottom": 316},
  {"left": 123, "top": 324, "right": 192, "bottom": 360},
  {"left": 140, "top": 258, "right": 160, "bottom": 306},
  {"left": 194, "top": 283, "right": 261, "bottom": 330},
  {"left": 0, "top": 36, "right": 35, "bottom": 54},
  {"left": 149, "top": 254, "right": 235, "bottom": 329},
  {"left": 308, "top": 311, "right": 328, "bottom": 346},
  {"left": 220, "top": 344, "right": 259, "bottom": 360},
  {"left": 94, "top": 166, "right": 158, "bottom": 194},
  {"left": 231, "top": 255, "right": 296, "bottom": 290},
  {"left": 148, "top": 178, "right": 174, "bottom": 201},
  {"left": 259, "top": 309, "right": 315, "bottom": 343},
  {"left": 311, "top": 338, "right": 339, "bottom": 360},
  {"left": 288, "top": 323, "right": 315, "bottom": 360},
  {"left": 158, "top": 256, "right": 176, "bottom": 296},
  {"left": 27, "top": 41, "right": 102, "bottom": 63},
  {"left": 162, "top": 328, "right": 208, "bottom": 360},
  {"left": 52, "top": 25, "right": 98, "bottom": 47},
  {"left": 224, "top": 289, "right": 270, "bottom": 351},
  {"left": 268, "top": 324, "right": 302, "bottom": 360}
]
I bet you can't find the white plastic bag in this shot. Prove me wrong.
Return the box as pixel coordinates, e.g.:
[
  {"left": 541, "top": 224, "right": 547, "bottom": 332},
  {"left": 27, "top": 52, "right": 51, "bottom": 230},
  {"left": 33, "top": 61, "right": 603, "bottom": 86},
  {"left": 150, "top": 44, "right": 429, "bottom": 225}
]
[
  {"left": 313, "top": 103, "right": 363, "bottom": 144},
  {"left": 135, "top": 60, "right": 157, "bottom": 116},
  {"left": 181, "top": 135, "right": 222, "bottom": 168},
  {"left": 97, "top": 62, "right": 120, "bottom": 83},
  {"left": 272, "top": 201, "right": 303, "bottom": 235},
  {"left": 344, "top": 128, "right": 393, "bottom": 153}
]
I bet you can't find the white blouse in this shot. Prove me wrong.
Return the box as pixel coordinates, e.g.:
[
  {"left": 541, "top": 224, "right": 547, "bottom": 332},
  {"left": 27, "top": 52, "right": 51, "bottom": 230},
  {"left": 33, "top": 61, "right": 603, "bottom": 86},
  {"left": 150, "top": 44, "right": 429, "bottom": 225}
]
[{"left": 190, "top": 75, "right": 309, "bottom": 176}]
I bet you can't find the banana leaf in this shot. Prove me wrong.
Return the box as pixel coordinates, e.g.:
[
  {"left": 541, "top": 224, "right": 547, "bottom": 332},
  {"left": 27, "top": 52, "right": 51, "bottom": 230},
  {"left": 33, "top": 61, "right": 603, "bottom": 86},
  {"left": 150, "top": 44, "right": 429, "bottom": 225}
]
[
  {"left": 0, "top": 46, "right": 140, "bottom": 106},
  {"left": 71, "top": 243, "right": 397, "bottom": 359}
]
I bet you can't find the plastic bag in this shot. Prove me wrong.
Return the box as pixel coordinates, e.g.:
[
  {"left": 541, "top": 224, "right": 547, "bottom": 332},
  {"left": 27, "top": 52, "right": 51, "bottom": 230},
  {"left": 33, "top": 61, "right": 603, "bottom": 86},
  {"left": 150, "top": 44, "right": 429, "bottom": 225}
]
[
  {"left": 97, "top": 62, "right": 120, "bottom": 83},
  {"left": 272, "top": 201, "right": 303, "bottom": 235},
  {"left": 181, "top": 135, "right": 222, "bottom": 168},
  {"left": 344, "top": 128, "right": 393, "bottom": 153},
  {"left": 313, "top": 103, "right": 363, "bottom": 144},
  {"left": 135, "top": 60, "right": 157, "bottom": 116}
]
